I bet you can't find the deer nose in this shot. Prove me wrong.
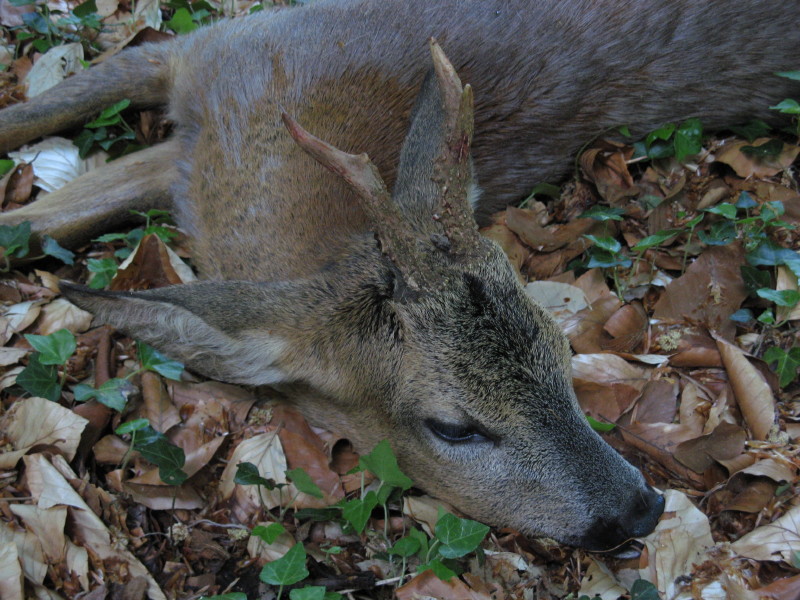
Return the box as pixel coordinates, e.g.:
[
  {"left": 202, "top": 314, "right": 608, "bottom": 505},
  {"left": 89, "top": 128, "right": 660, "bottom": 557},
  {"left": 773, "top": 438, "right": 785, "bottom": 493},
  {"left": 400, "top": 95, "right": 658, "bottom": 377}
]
[{"left": 582, "top": 487, "right": 665, "bottom": 550}]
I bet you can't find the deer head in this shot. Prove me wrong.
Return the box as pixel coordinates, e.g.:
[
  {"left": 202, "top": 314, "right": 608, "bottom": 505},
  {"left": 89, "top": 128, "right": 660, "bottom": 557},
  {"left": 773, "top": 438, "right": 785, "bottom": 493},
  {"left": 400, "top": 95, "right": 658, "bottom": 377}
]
[{"left": 62, "top": 41, "right": 663, "bottom": 549}]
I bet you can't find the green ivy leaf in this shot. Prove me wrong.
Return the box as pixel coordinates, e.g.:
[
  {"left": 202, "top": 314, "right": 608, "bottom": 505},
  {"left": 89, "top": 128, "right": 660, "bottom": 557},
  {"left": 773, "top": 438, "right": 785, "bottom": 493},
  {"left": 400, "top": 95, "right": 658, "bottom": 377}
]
[
  {"left": 73, "top": 377, "right": 134, "bottom": 412},
  {"left": 0, "top": 159, "right": 14, "bottom": 177},
  {"left": 673, "top": 118, "right": 703, "bottom": 161},
  {"left": 358, "top": 440, "right": 413, "bottom": 490},
  {"left": 741, "top": 139, "right": 784, "bottom": 157},
  {"left": 630, "top": 578, "right": 660, "bottom": 600},
  {"left": 17, "top": 353, "right": 60, "bottom": 401},
  {"left": 234, "top": 462, "right": 277, "bottom": 488},
  {"left": 86, "top": 99, "right": 131, "bottom": 128},
  {"left": 645, "top": 123, "right": 675, "bottom": 149},
  {"left": 770, "top": 98, "right": 800, "bottom": 115},
  {"left": 134, "top": 425, "right": 188, "bottom": 485},
  {"left": 87, "top": 257, "right": 117, "bottom": 289},
  {"left": 728, "top": 120, "right": 771, "bottom": 143},
  {"left": 586, "top": 249, "right": 631, "bottom": 269},
  {"left": 41, "top": 235, "right": 75, "bottom": 265},
  {"left": 740, "top": 265, "right": 772, "bottom": 294},
  {"left": 587, "top": 415, "right": 615, "bottom": 432},
  {"left": 167, "top": 7, "right": 198, "bottom": 34},
  {"left": 24, "top": 329, "right": 75, "bottom": 365},
  {"left": 631, "top": 229, "right": 680, "bottom": 252},
  {"left": 756, "top": 288, "right": 800, "bottom": 307},
  {"left": 417, "top": 558, "right": 457, "bottom": 581},
  {"left": 137, "top": 342, "right": 184, "bottom": 380},
  {"left": 342, "top": 491, "right": 378, "bottom": 534},
  {"left": 434, "top": 512, "right": 490, "bottom": 559},
  {"left": 0, "top": 221, "right": 31, "bottom": 258},
  {"left": 252, "top": 522, "right": 286, "bottom": 544},
  {"left": 735, "top": 191, "right": 758, "bottom": 209},
  {"left": 763, "top": 346, "right": 800, "bottom": 388},
  {"left": 289, "top": 586, "right": 343, "bottom": 600},
  {"left": 286, "top": 467, "right": 324, "bottom": 499},
  {"left": 580, "top": 205, "right": 625, "bottom": 222},
  {"left": 704, "top": 203, "right": 737, "bottom": 220},
  {"left": 115, "top": 418, "right": 149, "bottom": 435},
  {"left": 748, "top": 242, "right": 800, "bottom": 268},
  {"left": 388, "top": 536, "right": 421, "bottom": 558},
  {"left": 259, "top": 544, "right": 309, "bottom": 586},
  {"left": 584, "top": 234, "right": 621, "bottom": 253}
]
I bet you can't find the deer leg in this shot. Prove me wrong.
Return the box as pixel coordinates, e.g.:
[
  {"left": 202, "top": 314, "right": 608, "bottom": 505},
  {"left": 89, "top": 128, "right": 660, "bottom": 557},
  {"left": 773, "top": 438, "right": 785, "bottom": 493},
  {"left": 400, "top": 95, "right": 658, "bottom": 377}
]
[{"left": 0, "top": 140, "right": 177, "bottom": 255}]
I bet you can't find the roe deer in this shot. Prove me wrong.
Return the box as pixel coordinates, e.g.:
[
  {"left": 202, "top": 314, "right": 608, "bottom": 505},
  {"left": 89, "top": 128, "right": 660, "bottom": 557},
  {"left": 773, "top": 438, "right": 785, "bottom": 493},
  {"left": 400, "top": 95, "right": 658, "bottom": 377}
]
[{"left": 1, "top": 0, "right": 799, "bottom": 550}]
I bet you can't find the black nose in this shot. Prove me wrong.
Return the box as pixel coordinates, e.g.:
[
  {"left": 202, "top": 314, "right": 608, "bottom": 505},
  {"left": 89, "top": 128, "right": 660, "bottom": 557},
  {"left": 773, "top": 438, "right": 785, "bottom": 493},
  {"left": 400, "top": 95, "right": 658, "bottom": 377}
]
[{"left": 581, "top": 487, "right": 665, "bottom": 551}]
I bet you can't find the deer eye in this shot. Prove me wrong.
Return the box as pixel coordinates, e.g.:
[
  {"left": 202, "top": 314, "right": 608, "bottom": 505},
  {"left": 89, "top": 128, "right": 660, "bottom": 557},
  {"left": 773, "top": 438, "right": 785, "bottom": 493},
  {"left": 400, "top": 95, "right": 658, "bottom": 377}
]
[{"left": 426, "top": 419, "right": 491, "bottom": 444}]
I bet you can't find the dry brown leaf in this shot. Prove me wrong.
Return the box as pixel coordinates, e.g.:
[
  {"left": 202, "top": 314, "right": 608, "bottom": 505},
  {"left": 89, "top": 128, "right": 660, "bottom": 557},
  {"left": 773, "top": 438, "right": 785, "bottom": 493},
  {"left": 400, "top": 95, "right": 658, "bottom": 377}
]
[
  {"left": 678, "top": 382, "right": 706, "bottom": 436},
  {"left": 111, "top": 233, "right": 187, "bottom": 291},
  {"left": 23, "top": 454, "right": 167, "bottom": 599},
  {"left": 0, "top": 346, "right": 26, "bottom": 366},
  {"left": 219, "top": 431, "right": 287, "bottom": 522},
  {"left": 0, "top": 520, "right": 46, "bottom": 591},
  {"left": 0, "top": 396, "right": 88, "bottom": 468},
  {"left": 731, "top": 504, "right": 800, "bottom": 562},
  {"left": 524, "top": 281, "right": 589, "bottom": 324},
  {"left": 620, "top": 423, "right": 704, "bottom": 486},
  {"left": 139, "top": 371, "right": 181, "bottom": 433},
  {"left": 123, "top": 478, "right": 206, "bottom": 510},
  {"left": 715, "top": 138, "right": 800, "bottom": 178},
  {"left": 247, "top": 524, "right": 295, "bottom": 562},
  {"left": 35, "top": 298, "right": 93, "bottom": 335},
  {"left": 653, "top": 244, "right": 747, "bottom": 339},
  {"left": 638, "top": 490, "right": 714, "bottom": 599},
  {"left": 279, "top": 428, "right": 344, "bottom": 508},
  {"left": 714, "top": 334, "right": 776, "bottom": 440},
  {"left": 672, "top": 422, "right": 746, "bottom": 473},
  {"left": 572, "top": 353, "right": 650, "bottom": 390},
  {"left": 735, "top": 458, "right": 796, "bottom": 483},
  {"left": 631, "top": 379, "right": 678, "bottom": 424},
  {"left": 755, "top": 573, "right": 800, "bottom": 600},
  {"left": 403, "top": 495, "right": 456, "bottom": 537},
  {"left": 169, "top": 380, "right": 257, "bottom": 433},
  {"left": 3, "top": 300, "right": 42, "bottom": 337},
  {"left": 775, "top": 266, "right": 800, "bottom": 322},
  {"left": 722, "top": 478, "right": 777, "bottom": 513},
  {"left": 580, "top": 143, "right": 639, "bottom": 205},
  {"left": 480, "top": 221, "right": 528, "bottom": 278},
  {"left": 574, "top": 380, "right": 640, "bottom": 422},
  {"left": 563, "top": 294, "right": 623, "bottom": 353},
  {"left": 8, "top": 504, "right": 67, "bottom": 563},
  {"left": 0, "top": 526, "right": 24, "bottom": 600},
  {"left": 396, "top": 569, "right": 495, "bottom": 600},
  {"left": 579, "top": 560, "right": 627, "bottom": 600},
  {"left": 506, "top": 206, "right": 596, "bottom": 252}
]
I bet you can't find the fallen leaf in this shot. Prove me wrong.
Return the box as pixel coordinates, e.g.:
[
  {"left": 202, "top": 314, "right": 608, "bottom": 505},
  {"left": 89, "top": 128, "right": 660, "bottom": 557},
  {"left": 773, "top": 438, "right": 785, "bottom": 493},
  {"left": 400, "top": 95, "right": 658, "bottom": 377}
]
[
  {"left": 7, "top": 137, "right": 107, "bottom": 193},
  {"left": 524, "top": 281, "right": 589, "bottom": 324},
  {"left": 673, "top": 422, "right": 746, "bottom": 473},
  {"left": 0, "top": 397, "right": 88, "bottom": 468},
  {"left": 731, "top": 504, "right": 800, "bottom": 562},
  {"left": 35, "top": 298, "right": 93, "bottom": 335},
  {"left": 396, "top": 569, "right": 495, "bottom": 600},
  {"left": 714, "top": 334, "right": 776, "bottom": 440},
  {"left": 24, "top": 43, "right": 83, "bottom": 97},
  {"left": 653, "top": 244, "right": 747, "bottom": 339},
  {"left": 639, "top": 490, "right": 714, "bottom": 599},
  {"left": 715, "top": 138, "right": 800, "bottom": 178}
]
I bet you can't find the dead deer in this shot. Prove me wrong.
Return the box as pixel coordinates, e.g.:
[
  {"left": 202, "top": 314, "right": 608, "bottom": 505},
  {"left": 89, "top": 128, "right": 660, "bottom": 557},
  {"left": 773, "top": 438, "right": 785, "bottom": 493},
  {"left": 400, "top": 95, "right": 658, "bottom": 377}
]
[{"left": 1, "top": 0, "right": 799, "bottom": 550}]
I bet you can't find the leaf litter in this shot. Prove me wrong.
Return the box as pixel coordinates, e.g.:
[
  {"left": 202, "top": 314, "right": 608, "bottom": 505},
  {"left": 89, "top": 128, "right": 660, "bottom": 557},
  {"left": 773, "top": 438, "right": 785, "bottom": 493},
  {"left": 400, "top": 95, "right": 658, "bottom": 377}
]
[{"left": 0, "top": 7, "right": 800, "bottom": 600}]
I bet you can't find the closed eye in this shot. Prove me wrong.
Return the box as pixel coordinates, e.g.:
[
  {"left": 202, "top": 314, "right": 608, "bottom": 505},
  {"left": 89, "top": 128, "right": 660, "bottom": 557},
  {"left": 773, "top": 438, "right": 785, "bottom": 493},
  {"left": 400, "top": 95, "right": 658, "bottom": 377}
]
[{"left": 426, "top": 419, "right": 492, "bottom": 444}]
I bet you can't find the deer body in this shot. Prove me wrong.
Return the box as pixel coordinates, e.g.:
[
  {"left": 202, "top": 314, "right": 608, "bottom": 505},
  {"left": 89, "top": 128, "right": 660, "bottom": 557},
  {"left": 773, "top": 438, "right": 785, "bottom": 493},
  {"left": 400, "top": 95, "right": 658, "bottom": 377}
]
[{"left": 2, "top": 0, "right": 800, "bottom": 550}]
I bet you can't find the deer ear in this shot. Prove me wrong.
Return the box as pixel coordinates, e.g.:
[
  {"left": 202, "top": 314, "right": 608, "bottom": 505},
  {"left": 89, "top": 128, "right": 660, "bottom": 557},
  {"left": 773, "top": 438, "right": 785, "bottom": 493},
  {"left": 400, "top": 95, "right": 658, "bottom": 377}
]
[{"left": 60, "top": 281, "right": 294, "bottom": 385}]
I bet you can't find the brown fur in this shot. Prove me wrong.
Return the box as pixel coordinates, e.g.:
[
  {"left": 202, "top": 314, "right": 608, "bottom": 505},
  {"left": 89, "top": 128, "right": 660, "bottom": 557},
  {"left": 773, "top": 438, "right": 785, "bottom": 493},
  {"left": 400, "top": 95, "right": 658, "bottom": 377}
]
[{"left": 2, "top": 0, "right": 800, "bottom": 549}]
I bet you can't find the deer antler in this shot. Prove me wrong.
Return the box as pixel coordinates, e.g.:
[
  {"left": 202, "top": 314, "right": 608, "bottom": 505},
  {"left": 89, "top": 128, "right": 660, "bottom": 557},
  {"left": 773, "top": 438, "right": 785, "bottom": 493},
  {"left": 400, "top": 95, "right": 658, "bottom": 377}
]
[
  {"left": 281, "top": 113, "right": 425, "bottom": 289},
  {"left": 429, "top": 39, "right": 482, "bottom": 255}
]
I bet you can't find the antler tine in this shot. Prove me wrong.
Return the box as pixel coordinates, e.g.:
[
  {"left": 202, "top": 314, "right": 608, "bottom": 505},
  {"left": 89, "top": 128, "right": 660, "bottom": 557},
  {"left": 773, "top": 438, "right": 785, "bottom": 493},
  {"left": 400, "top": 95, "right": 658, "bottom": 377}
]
[
  {"left": 281, "top": 112, "right": 423, "bottom": 286},
  {"left": 429, "top": 39, "right": 481, "bottom": 253}
]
